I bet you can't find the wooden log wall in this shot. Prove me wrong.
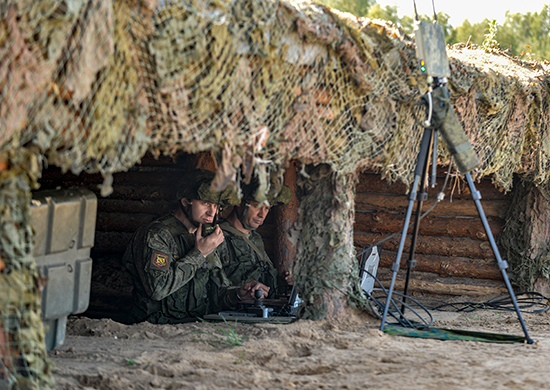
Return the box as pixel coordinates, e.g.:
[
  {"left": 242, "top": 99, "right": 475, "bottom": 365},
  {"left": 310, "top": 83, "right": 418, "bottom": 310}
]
[{"left": 354, "top": 171, "right": 510, "bottom": 298}]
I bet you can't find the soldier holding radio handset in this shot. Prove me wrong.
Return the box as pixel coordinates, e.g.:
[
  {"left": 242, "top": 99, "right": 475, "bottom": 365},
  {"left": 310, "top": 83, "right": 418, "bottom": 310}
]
[{"left": 123, "top": 169, "right": 269, "bottom": 324}]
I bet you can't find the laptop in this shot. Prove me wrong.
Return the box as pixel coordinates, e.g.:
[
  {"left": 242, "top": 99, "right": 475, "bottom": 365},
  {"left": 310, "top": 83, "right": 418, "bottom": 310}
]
[{"left": 204, "top": 284, "right": 302, "bottom": 322}]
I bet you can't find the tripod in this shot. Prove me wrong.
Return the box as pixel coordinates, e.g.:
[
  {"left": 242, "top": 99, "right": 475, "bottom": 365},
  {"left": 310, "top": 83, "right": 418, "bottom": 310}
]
[{"left": 378, "top": 83, "right": 534, "bottom": 344}]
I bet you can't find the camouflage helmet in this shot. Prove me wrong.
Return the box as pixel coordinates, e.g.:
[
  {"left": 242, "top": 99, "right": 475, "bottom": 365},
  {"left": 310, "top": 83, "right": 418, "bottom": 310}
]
[
  {"left": 176, "top": 169, "right": 239, "bottom": 207},
  {"left": 241, "top": 176, "right": 291, "bottom": 206}
]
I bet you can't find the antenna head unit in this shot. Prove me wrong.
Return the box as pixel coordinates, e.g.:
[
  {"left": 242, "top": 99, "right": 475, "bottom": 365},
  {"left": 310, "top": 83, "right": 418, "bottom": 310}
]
[{"left": 414, "top": 21, "right": 450, "bottom": 78}]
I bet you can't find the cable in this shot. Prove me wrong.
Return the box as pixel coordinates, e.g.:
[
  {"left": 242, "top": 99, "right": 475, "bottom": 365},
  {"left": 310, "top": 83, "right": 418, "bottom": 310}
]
[
  {"left": 356, "top": 160, "right": 453, "bottom": 260},
  {"left": 419, "top": 292, "right": 550, "bottom": 314},
  {"left": 361, "top": 266, "right": 549, "bottom": 329},
  {"left": 362, "top": 269, "right": 434, "bottom": 328}
]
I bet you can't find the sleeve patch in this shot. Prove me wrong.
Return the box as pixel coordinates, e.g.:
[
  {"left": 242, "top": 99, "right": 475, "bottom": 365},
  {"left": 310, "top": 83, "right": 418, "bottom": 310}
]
[{"left": 151, "top": 251, "right": 171, "bottom": 269}]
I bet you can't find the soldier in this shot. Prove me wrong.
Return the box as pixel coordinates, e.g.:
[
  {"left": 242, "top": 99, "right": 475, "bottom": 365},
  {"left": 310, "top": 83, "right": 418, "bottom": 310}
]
[
  {"left": 220, "top": 177, "right": 292, "bottom": 298},
  {"left": 123, "top": 169, "right": 269, "bottom": 324}
]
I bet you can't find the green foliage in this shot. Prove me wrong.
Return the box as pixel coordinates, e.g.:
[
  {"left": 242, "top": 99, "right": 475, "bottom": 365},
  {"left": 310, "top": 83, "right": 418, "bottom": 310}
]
[
  {"left": 452, "top": 19, "right": 487, "bottom": 46},
  {"left": 449, "top": 5, "right": 550, "bottom": 60},
  {"left": 317, "top": 0, "right": 550, "bottom": 60},
  {"left": 366, "top": 4, "right": 400, "bottom": 23},
  {"left": 234, "top": 351, "right": 246, "bottom": 364},
  {"left": 482, "top": 19, "right": 499, "bottom": 52},
  {"left": 194, "top": 318, "right": 247, "bottom": 348}
]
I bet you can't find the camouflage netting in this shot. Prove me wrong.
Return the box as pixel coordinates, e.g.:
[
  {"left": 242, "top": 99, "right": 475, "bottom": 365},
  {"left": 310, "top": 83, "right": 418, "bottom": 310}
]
[
  {"left": 3, "top": 0, "right": 550, "bottom": 193},
  {"left": 2, "top": 0, "right": 550, "bottom": 387},
  {"left": 0, "top": 169, "right": 54, "bottom": 389},
  {"left": 293, "top": 164, "right": 363, "bottom": 320}
]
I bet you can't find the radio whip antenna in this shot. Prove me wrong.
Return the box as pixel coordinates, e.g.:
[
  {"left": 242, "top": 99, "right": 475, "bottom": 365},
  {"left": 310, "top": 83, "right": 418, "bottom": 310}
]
[{"left": 431, "top": 0, "right": 438, "bottom": 23}]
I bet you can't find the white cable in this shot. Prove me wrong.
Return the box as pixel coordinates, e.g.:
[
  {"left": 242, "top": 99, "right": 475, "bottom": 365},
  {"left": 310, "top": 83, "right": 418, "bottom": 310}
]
[{"left": 424, "top": 91, "right": 433, "bottom": 127}]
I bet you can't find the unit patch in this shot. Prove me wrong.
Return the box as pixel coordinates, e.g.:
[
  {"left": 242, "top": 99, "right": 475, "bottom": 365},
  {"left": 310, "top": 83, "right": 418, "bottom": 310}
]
[{"left": 151, "top": 252, "right": 170, "bottom": 269}]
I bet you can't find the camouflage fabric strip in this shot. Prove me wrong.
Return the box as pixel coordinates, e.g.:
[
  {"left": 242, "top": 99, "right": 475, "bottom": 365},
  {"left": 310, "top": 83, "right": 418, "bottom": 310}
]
[{"left": 383, "top": 325, "right": 526, "bottom": 343}]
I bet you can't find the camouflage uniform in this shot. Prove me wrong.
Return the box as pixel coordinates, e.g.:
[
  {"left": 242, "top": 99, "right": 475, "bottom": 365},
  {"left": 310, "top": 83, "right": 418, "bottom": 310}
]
[
  {"left": 220, "top": 177, "right": 292, "bottom": 298},
  {"left": 123, "top": 214, "right": 239, "bottom": 324},
  {"left": 219, "top": 220, "right": 279, "bottom": 297}
]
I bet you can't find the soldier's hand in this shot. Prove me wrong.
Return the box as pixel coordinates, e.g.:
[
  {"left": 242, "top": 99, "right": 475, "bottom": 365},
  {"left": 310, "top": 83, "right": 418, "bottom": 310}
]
[
  {"left": 283, "top": 270, "right": 295, "bottom": 285},
  {"left": 195, "top": 224, "right": 224, "bottom": 257},
  {"left": 238, "top": 281, "right": 270, "bottom": 300}
]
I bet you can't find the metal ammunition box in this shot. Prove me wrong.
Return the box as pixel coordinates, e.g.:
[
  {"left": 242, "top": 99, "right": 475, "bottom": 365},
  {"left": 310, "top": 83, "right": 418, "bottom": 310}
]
[{"left": 31, "top": 188, "right": 97, "bottom": 350}]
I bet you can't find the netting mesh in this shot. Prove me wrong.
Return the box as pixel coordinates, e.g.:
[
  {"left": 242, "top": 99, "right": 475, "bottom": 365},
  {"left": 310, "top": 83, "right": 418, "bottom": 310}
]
[
  {"left": 2, "top": 0, "right": 549, "bottom": 193},
  {"left": 1, "top": 0, "right": 550, "bottom": 387},
  {"left": 0, "top": 172, "right": 54, "bottom": 389}
]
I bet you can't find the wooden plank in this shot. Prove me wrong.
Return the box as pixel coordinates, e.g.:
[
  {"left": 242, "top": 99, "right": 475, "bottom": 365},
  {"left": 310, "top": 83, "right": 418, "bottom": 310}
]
[
  {"left": 96, "top": 212, "right": 156, "bottom": 232},
  {"left": 354, "top": 211, "right": 503, "bottom": 238},
  {"left": 356, "top": 171, "right": 509, "bottom": 200},
  {"left": 40, "top": 167, "right": 185, "bottom": 187},
  {"left": 97, "top": 198, "right": 174, "bottom": 215},
  {"left": 354, "top": 231, "right": 495, "bottom": 260},
  {"left": 98, "top": 185, "right": 175, "bottom": 201},
  {"left": 355, "top": 192, "right": 508, "bottom": 218},
  {"left": 371, "top": 249, "right": 502, "bottom": 280},
  {"left": 110, "top": 169, "right": 185, "bottom": 186},
  {"left": 373, "top": 269, "right": 507, "bottom": 297},
  {"left": 39, "top": 168, "right": 103, "bottom": 184},
  {"left": 93, "top": 231, "right": 134, "bottom": 254}
]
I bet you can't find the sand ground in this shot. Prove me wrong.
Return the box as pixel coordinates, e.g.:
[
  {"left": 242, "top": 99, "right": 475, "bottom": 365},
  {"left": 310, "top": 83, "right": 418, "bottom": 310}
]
[{"left": 49, "top": 300, "right": 550, "bottom": 390}]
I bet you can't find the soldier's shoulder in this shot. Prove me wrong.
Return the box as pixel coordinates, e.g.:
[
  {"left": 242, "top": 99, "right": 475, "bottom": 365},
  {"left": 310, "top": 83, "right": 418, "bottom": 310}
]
[
  {"left": 135, "top": 216, "right": 181, "bottom": 246},
  {"left": 219, "top": 220, "right": 236, "bottom": 235}
]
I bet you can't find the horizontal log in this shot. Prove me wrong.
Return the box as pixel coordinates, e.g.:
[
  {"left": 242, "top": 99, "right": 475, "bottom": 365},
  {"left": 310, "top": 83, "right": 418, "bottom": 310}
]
[
  {"left": 372, "top": 249, "right": 501, "bottom": 280},
  {"left": 356, "top": 171, "right": 509, "bottom": 200},
  {"left": 354, "top": 211, "right": 503, "bottom": 239},
  {"left": 355, "top": 193, "right": 508, "bottom": 219},
  {"left": 98, "top": 198, "right": 175, "bottom": 215},
  {"left": 373, "top": 269, "right": 507, "bottom": 297},
  {"left": 93, "top": 231, "right": 134, "bottom": 254},
  {"left": 39, "top": 168, "right": 103, "bottom": 184},
  {"left": 96, "top": 212, "right": 157, "bottom": 233},
  {"left": 139, "top": 153, "right": 181, "bottom": 166},
  {"left": 98, "top": 185, "right": 175, "bottom": 201},
  {"left": 38, "top": 180, "right": 177, "bottom": 203},
  {"left": 111, "top": 169, "right": 186, "bottom": 186},
  {"left": 41, "top": 167, "right": 185, "bottom": 187},
  {"left": 354, "top": 231, "right": 495, "bottom": 260}
]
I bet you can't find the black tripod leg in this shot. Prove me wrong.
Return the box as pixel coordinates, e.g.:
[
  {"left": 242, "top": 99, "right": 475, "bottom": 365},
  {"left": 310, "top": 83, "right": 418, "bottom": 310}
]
[
  {"left": 465, "top": 173, "right": 534, "bottom": 344},
  {"left": 380, "top": 128, "right": 433, "bottom": 331},
  {"left": 402, "top": 131, "right": 433, "bottom": 300}
]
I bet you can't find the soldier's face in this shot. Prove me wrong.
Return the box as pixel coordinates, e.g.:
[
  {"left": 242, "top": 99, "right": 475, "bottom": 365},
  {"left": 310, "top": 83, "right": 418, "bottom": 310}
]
[
  {"left": 190, "top": 199, "right": 219, "bottom": 224},
  {"left": 242, "top": 201, "right": 271, "bottom": 230}
]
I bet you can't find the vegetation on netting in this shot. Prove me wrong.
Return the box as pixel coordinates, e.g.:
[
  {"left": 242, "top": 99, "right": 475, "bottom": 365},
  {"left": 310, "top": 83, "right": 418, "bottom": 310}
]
[{"left": 482, "top": 19, "right": 499, "bottom": 53}]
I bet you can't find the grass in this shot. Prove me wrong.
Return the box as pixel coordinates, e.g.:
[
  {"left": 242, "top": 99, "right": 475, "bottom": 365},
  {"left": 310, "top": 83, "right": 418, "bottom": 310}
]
[{"left": 193, "top": 317, "right": 248, "bottom": 348}]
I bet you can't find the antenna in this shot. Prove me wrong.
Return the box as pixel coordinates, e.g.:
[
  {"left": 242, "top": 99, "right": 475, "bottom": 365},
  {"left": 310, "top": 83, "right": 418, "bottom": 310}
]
[
  {"left": 413, "top": 0, "right": 439, "bottom": 23},
  {"left": 431, "top": 0, "right": 438, "bottom": 23}
]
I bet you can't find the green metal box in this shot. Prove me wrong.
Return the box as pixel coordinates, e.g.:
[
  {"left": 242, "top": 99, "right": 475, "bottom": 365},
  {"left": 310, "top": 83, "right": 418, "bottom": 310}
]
[{"left": 31, "top": 188, "right": 97, "bottom": 350}]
